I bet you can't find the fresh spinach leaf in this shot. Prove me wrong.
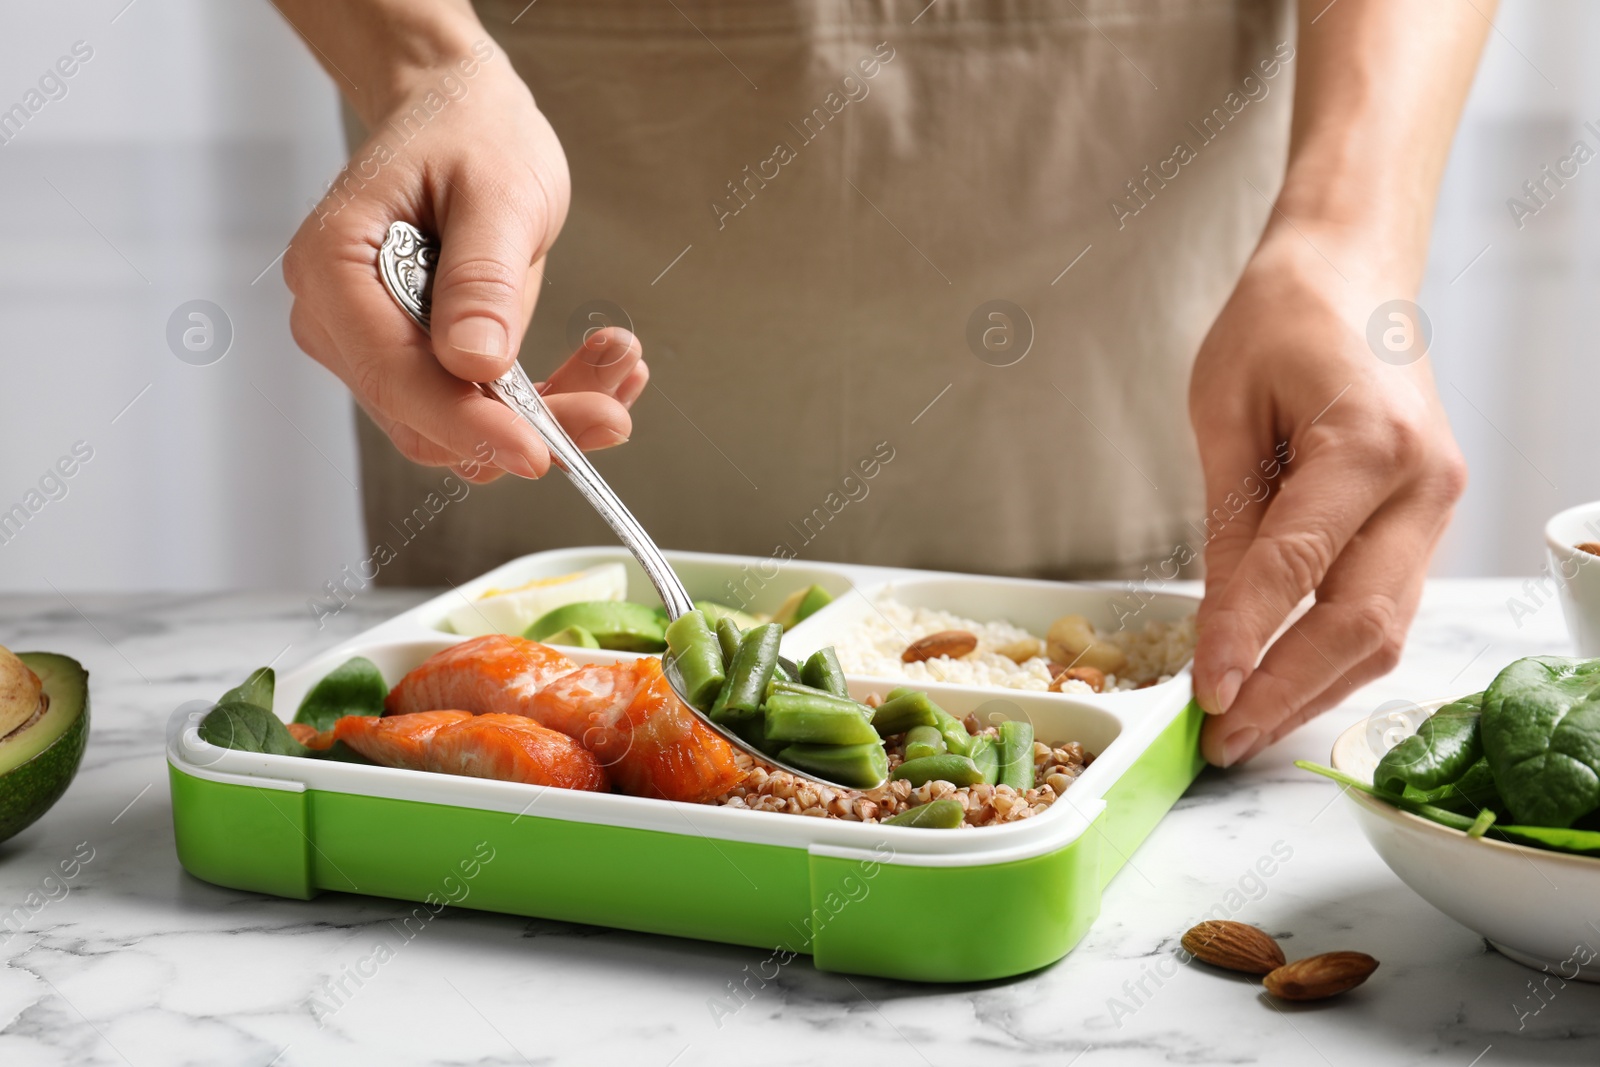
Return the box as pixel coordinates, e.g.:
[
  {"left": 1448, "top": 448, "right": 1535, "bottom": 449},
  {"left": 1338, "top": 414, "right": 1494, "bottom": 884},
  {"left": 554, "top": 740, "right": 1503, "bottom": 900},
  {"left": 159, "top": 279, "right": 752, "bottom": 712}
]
[
  {"left": 1482, "top": 656, "right": 1600, "bottom": 828},
  {"left": 293, "top": 656, "right": 386, "bottom": 732},
  {"left": 1492, "top": 823, "right": 1600, "bottom": 857},
  {"left": 1374, "top": 692, "right": 1483, "bottom": 794},
  {"left": 199, "top": 700, "right": 309, "bottom": 757},
  {"left": 220, "top": 667, "right": 274, "bottom": 712}
]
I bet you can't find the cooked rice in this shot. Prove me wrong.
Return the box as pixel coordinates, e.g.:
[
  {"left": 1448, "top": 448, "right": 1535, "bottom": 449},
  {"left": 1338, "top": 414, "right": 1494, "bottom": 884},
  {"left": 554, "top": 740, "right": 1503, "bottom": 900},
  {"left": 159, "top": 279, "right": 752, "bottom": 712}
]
[{"left": 832, "top": 597, "right": 1195, "bottom": 692}]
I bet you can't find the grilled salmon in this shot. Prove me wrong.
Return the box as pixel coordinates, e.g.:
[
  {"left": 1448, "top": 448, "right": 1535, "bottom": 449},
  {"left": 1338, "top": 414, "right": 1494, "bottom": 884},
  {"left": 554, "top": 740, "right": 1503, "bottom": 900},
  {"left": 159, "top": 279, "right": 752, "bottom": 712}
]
[
  {"left": 384, "top": 635, "right": 577, "bottom": 717},
  {"left": 335, "top": 710, "right": 608, "bottom": 791},
  {"left": 333, "top": 710, "right": 473, "bottom": 769}
]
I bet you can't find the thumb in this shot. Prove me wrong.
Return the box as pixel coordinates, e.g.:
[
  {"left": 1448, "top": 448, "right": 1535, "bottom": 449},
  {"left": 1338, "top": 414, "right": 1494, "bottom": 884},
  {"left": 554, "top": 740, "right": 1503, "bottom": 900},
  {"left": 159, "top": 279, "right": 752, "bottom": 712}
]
[{"left": 428, "top": 188, "right": 544, "bottom": 382}]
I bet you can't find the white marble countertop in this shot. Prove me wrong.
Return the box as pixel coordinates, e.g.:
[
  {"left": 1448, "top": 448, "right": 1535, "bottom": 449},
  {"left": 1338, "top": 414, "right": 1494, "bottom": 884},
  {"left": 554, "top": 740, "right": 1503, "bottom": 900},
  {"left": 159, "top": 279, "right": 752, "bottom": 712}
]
[{"left": 1, "top": 579, "right": 1597, "bottom": 1066}]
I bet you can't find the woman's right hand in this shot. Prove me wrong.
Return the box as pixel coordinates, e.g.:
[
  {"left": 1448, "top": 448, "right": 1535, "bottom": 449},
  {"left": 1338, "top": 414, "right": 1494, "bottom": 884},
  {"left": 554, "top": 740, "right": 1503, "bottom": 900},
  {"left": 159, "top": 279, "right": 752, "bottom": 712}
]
[{"left": 282, "top": 41, "right": 646, "bottom": 484}]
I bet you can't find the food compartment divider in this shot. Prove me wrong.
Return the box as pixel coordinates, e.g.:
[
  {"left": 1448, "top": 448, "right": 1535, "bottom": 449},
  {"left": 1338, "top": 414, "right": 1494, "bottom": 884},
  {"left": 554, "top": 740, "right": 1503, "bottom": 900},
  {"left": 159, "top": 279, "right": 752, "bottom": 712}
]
[{"left": 169, "top": 548, "right": 1204, "bottom": 981}]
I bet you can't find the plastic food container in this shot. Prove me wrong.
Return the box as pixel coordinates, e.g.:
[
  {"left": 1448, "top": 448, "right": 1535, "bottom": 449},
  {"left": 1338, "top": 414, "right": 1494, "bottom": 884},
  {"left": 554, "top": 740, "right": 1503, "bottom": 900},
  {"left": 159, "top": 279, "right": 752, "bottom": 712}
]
[{"left": 167, "top": 549, "right": 1203, "bottom": 982}]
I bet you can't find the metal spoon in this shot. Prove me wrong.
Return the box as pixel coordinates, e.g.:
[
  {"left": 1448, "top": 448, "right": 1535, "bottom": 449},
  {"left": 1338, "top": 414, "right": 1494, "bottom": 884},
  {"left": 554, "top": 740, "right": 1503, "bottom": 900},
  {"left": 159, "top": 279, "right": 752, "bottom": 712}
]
[{"left": 376, "top": 221, "right": 882, "bottom": 790}]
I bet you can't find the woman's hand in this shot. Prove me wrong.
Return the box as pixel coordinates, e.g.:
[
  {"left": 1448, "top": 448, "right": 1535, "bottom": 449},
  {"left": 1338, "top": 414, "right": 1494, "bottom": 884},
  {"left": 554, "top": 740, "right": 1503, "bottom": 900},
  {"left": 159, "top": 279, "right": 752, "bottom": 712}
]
[
  {"left": 282, "top": 44, "right": 646, "bottom": 483},
  {"left": 1188, "top": 225, "right": 1467, "bottom": 767}
]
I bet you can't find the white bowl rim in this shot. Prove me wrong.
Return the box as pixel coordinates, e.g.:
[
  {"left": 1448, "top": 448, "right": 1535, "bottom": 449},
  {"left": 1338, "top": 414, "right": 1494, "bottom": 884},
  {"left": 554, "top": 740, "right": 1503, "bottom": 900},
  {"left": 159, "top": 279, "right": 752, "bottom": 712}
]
[
  {"left": 1330, "top": 715, "right": 1600, "bottom": 873},
  {"left": 1544, "top": 499, "right": 1600, "bottom": 558}
]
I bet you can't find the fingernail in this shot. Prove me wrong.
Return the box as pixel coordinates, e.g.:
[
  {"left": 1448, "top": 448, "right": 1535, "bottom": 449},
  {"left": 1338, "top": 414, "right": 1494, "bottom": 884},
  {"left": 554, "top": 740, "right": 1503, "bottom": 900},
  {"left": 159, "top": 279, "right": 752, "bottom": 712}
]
[
  {"left": 502, "top": 452, "right": 542, "bottom": 479},
  {"left": 576, "top": 427, "right": 629, "bottom": 451},
  {"left": 447, "top": 316, "right": 508, "bottom": 360},
  {"left": 1221, "top": 727, "right": 1259, "bottom": 768},
  {"left": 1213, "top": 668, "right": 1244, "bottom": 714}
]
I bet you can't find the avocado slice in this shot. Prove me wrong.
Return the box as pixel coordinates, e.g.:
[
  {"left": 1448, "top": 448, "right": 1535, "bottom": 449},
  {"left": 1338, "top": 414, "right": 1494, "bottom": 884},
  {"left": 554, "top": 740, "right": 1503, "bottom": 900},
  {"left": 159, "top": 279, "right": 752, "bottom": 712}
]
[
  {"left": 771, "top": 584, "right": 835, "bottom": 629},
  {"left": 541, "top": 625, "right": 601, "bottom": 649},
  {"left": 526, "top": 601, "right": 667, "bottom": 653},
  {"left": 0, "top": 652, "right": 89, "bottom": 844},
  {"left": 694, "top": 601, "right": 762, "bottom": 631}
]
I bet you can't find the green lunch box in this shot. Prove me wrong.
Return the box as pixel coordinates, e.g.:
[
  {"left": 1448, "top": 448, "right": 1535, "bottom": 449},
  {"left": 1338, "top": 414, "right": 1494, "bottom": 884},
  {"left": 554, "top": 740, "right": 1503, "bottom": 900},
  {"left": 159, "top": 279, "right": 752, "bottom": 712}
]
[{"left": 167, "top": 548, "right": 1203, "bottom": 982}]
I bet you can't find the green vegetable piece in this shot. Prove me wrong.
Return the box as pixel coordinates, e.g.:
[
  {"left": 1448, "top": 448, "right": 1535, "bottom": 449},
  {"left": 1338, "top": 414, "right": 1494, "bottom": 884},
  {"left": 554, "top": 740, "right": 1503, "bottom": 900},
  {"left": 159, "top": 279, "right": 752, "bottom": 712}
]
[
  {"left": 220, "top": 667, "right": 274, "bottom": 712},
  {"left": 542, "top": 625, "right": 601, "bottom": 649},
  {"left": 729, "top": 715, "right": 787, "bottom": 757},
  {"left": 800, "top": 647, "right": 849, "bottom": 699},
  {"left": 664, "top": 610, "right": 727, "bottom": 710},
  {"left": 199, "top": 701, "right": 308, "bottom": 757},
  {"left": 695, "top": 600, "right": 762, "bottom": 631},
  {"left": 1295, "top": 760, "right": 1478, "bottom": 831},
  {"left": 891, "top": 753, "right": 983, "bottom": 788},
  {"left": 870, "top": 691, "right": 941, "bottom": 736},
  {"left": 794, "top": 584, "right": 834, "bottom": 624},
  {"left": 884, "top": 798, "right": 965, "bottom": 829},
  {"left": 904, "top": 725, "right": 946, "bottom": 762},
  {"left": 763, "top": 691, "right": 879, "bottom": 745},
  {"left": 293, "top": 656, "right": 386, "bottom": 733},
  {"left": 968, "top": 735, "right": 1001, "bottom": 785},
  {"left": 997, "top": 720, "right": 1035, "bottom": 791},
  {"left": 1482, "top": 656, "right": 1600, "bottom": 827},
  {"left": 1467, "top": 808, "right": 1497, "bottom": 839},
  {"left": 932, "top": 708, "right": 973, "bottom": 757},
  {"left": 1374, "top": 693, "right": 1484, "bottom": 795},
  {"left": 1491, "top": 822, "right": 1600, "bottom": 856},
  {"left": 525, "top": 601, "right": 666, "bottom": 653},
  {"left": 779, "top": 742, "right": 889, "bottom": 788},
  {"left": 716, "top": 622, "right": 783, "bottom": 721},
  {"left": 715, "top": 616, "right": 743, "bottom": 667}
]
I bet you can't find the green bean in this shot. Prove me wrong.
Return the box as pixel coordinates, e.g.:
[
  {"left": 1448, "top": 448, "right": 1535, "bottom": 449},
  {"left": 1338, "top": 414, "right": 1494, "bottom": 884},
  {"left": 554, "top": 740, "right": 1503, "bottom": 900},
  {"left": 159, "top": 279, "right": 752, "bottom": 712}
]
[
  {"left": 664, "top": 611, "right": 726, "bottom": 710},
  {"left": 716, "top": 616, "right": 743, "bottom": 668},
  {"left": 779, "top": 742, "right": 889, "bottom": 788},
  {"left": 730, "top": 715, "right": 787, "bottom": 757},
  {"left": 767, "top": 678, "right": 836, "bottom": 701},
  {"left": 903, "top": 725, "right": 946, "bottom": 762},
  {"left": 885, "top": 686, "right": 917, "bottom": 702},
  {"left": 870, "top": 690, "right": 941, "bottom": 736},
  {"left": 883, "top": 799, "right": 965, "bottom": 829},
  {"left": 967, "top": 735, "right": 1001, "bottom": 785},
  {"left": 763, "top": 691, "right": 879, "bottom": 745},
  {"left": 997, "top": 720, "right": 1035, "bottom": 791},
  {"left": 800, "top": 647, "right": 849, "bottom": 699},
  {"left": 713, "top": 622, "right": 782, "bottom": 722},
  {"left": 891, "top": 754, "right": 983, "bottom": 788},
  {"left": 932, "top": 708, "right": 974, "bottom": 757}
]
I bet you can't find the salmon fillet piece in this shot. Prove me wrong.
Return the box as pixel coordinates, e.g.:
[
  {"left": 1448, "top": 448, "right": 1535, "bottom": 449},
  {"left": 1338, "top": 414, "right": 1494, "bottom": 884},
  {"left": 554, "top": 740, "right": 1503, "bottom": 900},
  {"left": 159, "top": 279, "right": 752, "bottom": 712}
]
[
  {"left": 385, "top": 635, "right": 577, "bottom": 717},
  {"left": 424, "top": 713, "right": 610, "bottom": 791},
  {"left": 531, "top": 658, "right": 747, "bottom": 803},
  {"left": 286, "top": 722, "right": 336, "bottom": 750},
  {"left": 333, "top": 711, "right": 474, "bottom": 769}
]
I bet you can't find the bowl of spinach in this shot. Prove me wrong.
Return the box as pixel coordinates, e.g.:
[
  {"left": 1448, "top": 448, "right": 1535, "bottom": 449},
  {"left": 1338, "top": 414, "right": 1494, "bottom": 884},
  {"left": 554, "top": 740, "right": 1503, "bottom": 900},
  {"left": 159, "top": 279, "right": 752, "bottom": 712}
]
[{"left": 1308, "top": 655, "right": 1600, "bottom": 980}]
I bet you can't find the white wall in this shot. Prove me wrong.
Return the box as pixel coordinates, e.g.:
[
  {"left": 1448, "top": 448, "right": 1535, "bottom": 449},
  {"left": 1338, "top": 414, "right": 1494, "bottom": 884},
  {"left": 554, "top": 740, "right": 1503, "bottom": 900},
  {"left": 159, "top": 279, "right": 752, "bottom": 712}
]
[
  {"left": 0, "top": 0, "right": 1587, "bottom": 591},
  {"left": 0, "top": 0, "right": 360, "bottom": 592}
]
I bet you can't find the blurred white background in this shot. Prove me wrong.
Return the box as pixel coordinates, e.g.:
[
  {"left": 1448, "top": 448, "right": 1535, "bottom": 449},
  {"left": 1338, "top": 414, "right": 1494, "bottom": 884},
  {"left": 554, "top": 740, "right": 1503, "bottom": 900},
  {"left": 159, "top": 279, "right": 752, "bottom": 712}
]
[{"left": 0, "top": 0, "right": 1591, "bottom": 592}]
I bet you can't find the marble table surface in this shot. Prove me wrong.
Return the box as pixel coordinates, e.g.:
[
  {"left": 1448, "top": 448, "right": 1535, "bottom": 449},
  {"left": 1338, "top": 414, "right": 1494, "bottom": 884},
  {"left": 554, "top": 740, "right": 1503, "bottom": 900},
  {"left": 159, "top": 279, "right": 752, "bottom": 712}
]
[{"left": 1, "top": 579, "right": 1597, "bottom": 1066}]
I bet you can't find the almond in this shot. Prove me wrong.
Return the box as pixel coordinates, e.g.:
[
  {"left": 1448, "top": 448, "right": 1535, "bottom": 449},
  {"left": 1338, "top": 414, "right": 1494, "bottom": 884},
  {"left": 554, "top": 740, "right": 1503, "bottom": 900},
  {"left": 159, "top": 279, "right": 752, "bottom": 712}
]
[
  {"left": 1051, "top": 665, "right": 1106, "bottom": 693},
  {"left": 902, "top": 630, "right": 978, "bottom": 663},
  {"left": 993, "top": 636, "right": 1042, "bottom": 664},
  {"left": 1262, "top": 951, "right": 1378, "bottom": 1001},
  {"left": 1180, "top": 921, "right": 1285, "bottom": 976},
  {"left": 1576, "top": 541, "right": 1600, "bottom": 558}
]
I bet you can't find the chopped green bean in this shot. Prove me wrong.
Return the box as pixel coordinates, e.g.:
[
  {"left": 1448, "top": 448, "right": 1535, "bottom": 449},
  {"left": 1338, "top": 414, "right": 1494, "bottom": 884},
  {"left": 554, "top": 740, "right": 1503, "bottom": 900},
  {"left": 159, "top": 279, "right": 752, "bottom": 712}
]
[
  {"left": 904, "top": 725, "right": 946, "bottom": 762},
  {"left": 763, "top": 691, "right": 879, "bottom": 745},
  {"left": 664, "top": 610, "right": 726, "bottom": 710},
  {"left": 870, "top": 691, "right": 941, "bottom": 736},
  {"left": 800, "top": 647, "right": 849, "bottom": 699},
  {"left": 932, "top": 708, "right": 973, "bottom": 757},
  {"left": 997, "top": 720, "right": 1035, "bottom": 791},
  {"left": 967, "top": 735, "right": 1001, "bottom": 785},
  {"left": 891, "top": 754, "right": 983, "bottom": 788},
  {"left": 883, "top": 799, "right": 965, "bottom": 828},
  {"left": 780, "top": 742, "right": 889, "bottom": 788},
  {"left": 714, "top": 622, "right": 782, "bottom": 722},
  {"left": 715, "top": 616, "right": 743, "bottom": 668}
]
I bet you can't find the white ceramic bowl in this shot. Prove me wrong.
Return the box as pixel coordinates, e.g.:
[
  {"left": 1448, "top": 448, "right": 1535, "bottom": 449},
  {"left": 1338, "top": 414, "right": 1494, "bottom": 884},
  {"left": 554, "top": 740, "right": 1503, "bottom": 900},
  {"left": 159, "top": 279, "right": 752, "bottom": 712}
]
[
  {"left": 1332, "top": 709, "right": 1600, "bottom": 980},
  {"left": 1544, "top": 501, "right": 1600, "bottom": 657}
]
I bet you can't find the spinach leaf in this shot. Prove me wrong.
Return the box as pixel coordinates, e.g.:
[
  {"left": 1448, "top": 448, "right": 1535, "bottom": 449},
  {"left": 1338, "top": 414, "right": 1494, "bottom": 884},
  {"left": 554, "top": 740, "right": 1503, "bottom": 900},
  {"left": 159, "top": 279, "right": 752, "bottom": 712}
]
[
  {"left": 1374, "top": 693, "right": 1483, "bottom": 794},
  {"left": 1294, "top": 761, "right": 1477, "bottom": 831},
  {"left": 220, "top": 667, "right": 274, "bottom": 712},
  {"left": 1418, "top": 758, "right": 1505, "bottom": 814},
  {"left": 199, "top": 700, "right": 309, "bottom": 757},
  {"left": 293, "top": 656, "right": 386, "bottom": 732},
  {"left": 1493, "top": 823, "right": 1600, "bottom": 857},
  {"left": 1482, "top": 656, "right": 1600, "bottom": 828}
]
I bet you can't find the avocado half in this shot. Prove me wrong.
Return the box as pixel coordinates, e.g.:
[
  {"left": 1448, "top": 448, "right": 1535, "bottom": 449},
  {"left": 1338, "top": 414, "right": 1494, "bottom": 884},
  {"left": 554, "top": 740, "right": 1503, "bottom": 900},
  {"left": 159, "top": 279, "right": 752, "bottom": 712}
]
[{"left": 0, "top": 652, "right": 89, "bottom": 843}]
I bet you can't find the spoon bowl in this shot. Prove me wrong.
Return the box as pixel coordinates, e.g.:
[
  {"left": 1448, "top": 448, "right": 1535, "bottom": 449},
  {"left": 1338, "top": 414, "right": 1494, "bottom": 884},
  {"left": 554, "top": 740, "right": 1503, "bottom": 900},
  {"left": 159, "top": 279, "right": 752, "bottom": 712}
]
[{"left": 377, "top": 222, "right": 883, "bottom": 790}]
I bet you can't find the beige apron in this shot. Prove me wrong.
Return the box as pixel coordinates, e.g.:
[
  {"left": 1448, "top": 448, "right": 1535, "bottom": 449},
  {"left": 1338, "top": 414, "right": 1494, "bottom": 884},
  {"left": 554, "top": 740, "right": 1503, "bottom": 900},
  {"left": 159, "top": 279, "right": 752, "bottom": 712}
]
[{"left": 351, "top": 0, "right": 1293, "bottom": 585}]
